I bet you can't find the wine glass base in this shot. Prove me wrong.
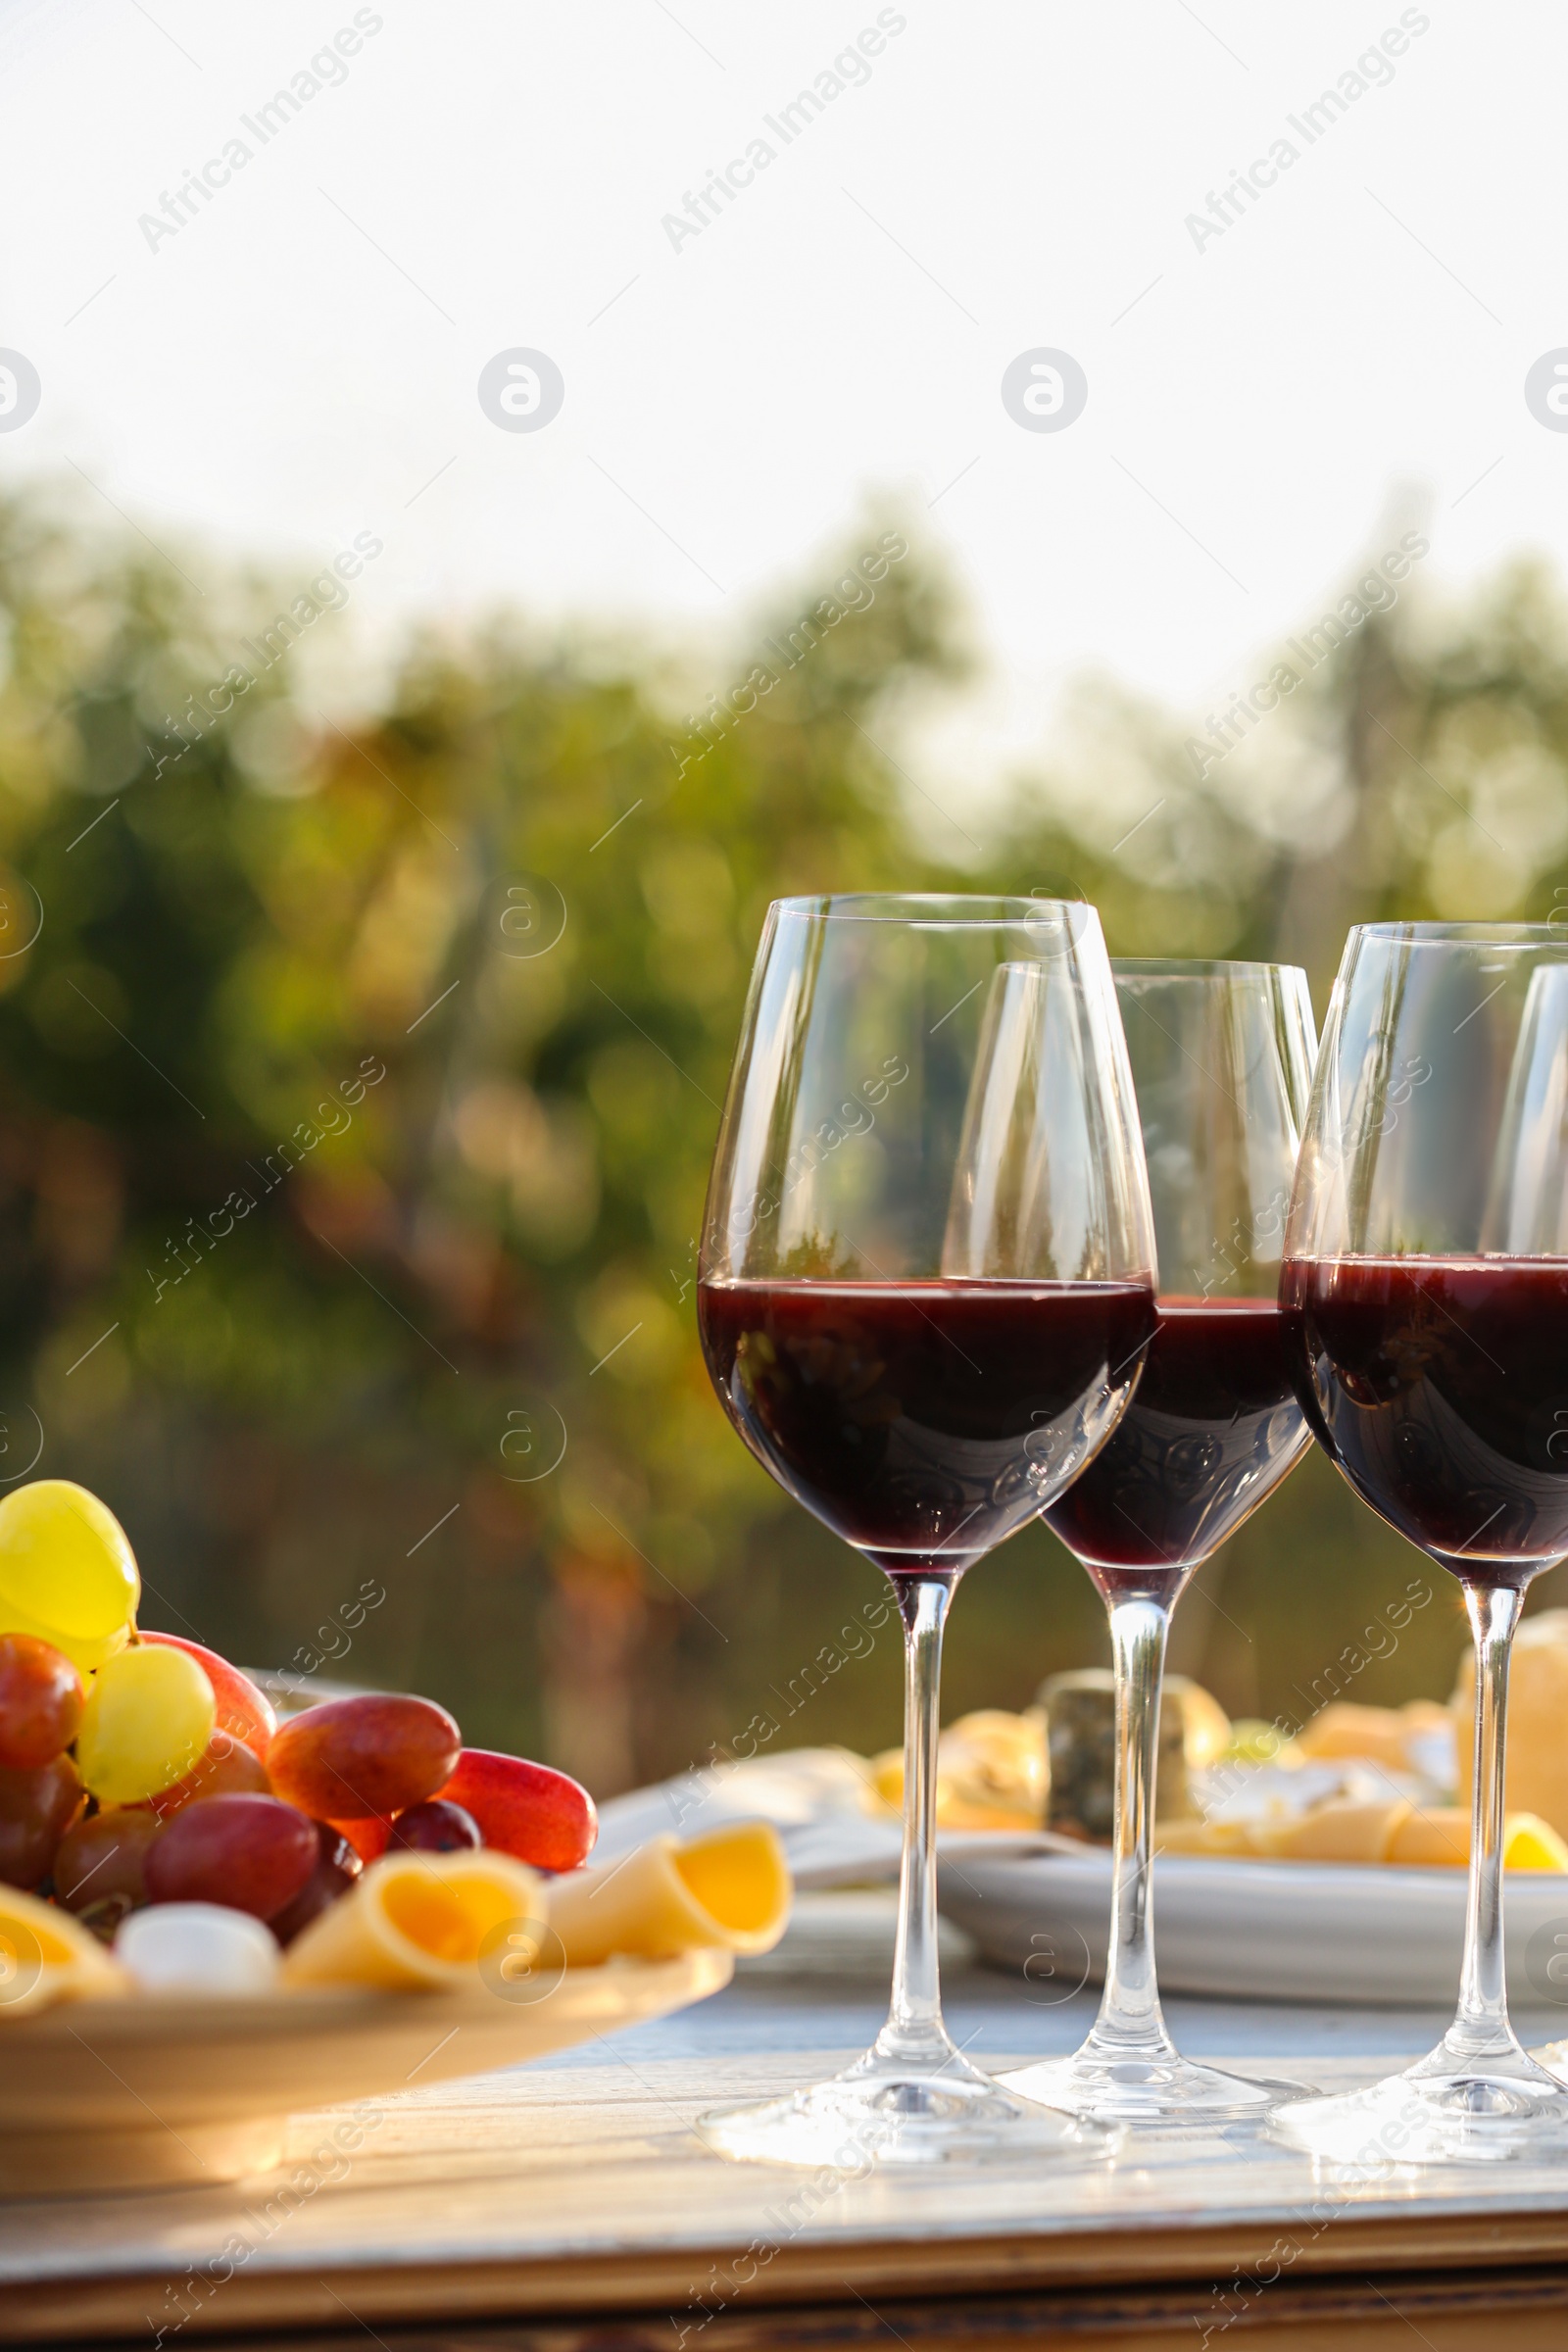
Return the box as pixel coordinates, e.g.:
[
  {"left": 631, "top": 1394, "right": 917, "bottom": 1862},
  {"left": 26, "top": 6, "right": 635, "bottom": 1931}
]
[
  {"left": 700, "top": 2046, "right": 1106, "bottom": 2170},
  {"left": 1278, "top": 2046, "right": 1568, "bottom": 2167},
  {"left": 999, "top": 2046, "right": 1306, "bottom": 2128}
]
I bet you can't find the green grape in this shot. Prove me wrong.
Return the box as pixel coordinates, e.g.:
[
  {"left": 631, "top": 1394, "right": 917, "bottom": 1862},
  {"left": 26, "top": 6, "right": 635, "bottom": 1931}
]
[
  {"left": 76, "top": 1644, "right": 215, "bottom": 1806},
  {"left": 0, "top": 1481, "right": 140, "bottom": 1672}
]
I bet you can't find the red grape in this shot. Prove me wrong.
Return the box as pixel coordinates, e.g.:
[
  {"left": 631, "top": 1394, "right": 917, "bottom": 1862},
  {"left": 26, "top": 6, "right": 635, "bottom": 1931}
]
[
  {"left": 269, "top": 1822, "right": 362, "bottom": 1945},
  {"left": 54, "top": 1805, "right": 164, "bottom": 1921},
  {"left": 389, "top": 1798, "right": 480, "bottom": 1854},
  {"left": 0, "top": 1753, "right": 86, "bottom": 1888},
  {"left": 0, "top": 1633, "right": 82, "bottom": 1769},
  {"left": 143, "top": 1792, "right": 318, "bottom": 1921},
  {"left": 139, "top": 1633, "right": 275, "bottom": 1759},
  {"left": 267, "top": 1693, "right": 461, "bottom": 1821},
  {"left": 328, "top": 1813, "right": 391, "bottom": 1864},
  {"left": 147, "top": 1731, "right": 270, "bottom": 1819},
  {"left": 438, "top": 1748, "right": 597, "bottom": 1872}
]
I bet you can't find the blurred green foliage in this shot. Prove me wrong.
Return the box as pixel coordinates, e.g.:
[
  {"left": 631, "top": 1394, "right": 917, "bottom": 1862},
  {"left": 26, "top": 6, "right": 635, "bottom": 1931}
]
[{"left": 2, "top": 494, "right": 1567, "bottom": 1785}]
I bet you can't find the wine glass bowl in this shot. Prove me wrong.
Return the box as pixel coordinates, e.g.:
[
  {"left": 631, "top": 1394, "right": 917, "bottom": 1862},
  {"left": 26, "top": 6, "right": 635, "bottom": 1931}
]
[
  {"left": 1279, "top": 922, "right": 1568, "bottom": 2163},
  {"left": 697, "top": 896, "right": 1156, "bottom": 2165}
]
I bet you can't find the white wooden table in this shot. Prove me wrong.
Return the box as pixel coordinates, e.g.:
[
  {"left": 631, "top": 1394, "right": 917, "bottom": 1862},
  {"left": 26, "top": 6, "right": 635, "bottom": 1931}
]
[{"left": 6, "top": 1896, "right": 1568, "bottom": 2349}]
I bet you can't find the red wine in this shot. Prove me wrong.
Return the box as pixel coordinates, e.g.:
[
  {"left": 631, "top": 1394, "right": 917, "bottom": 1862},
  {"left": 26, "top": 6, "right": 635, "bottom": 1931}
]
[
  {"left": 1280, "top": 1255, "right": 1568, "bottom": 1585},
  {"left": 1042, "top": 1298, "right": 1308, "bottom": 1602},
  {"left": 698, "top": 1279, "right": 1155, "bottom": 1578}
]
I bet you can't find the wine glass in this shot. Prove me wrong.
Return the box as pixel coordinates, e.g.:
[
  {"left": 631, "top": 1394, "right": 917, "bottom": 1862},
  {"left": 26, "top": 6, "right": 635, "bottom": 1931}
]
[
  {"left": 998, "top": 960, "right": 1317, "bottom": 2126},
  {"left": 1278, "top": 921, "right": 1568, "bottom": 2163},
  {"left": 697, "top": 895, "right": 1157, "bottom": 2166}
]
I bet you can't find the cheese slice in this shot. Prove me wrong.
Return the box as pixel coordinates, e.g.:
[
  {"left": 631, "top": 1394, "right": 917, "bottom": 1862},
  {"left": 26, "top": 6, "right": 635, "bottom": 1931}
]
[
  {"left": 282, "top": 1850, "right": 546, "bottom": 1991},
  {"left": 1389, "top": 1806, "right": 1568, "bottom": 1871},
  {"left": 547, "top": 1822, "right": 791, "bottom": 1968},
  {"left": 1149, "top": 1802, "right": 1568, "bottom": 1869},
  {"left": 1253, "top": 1799, "right": 1410, "bottom": 1862},
  {"left": 0, "top": 1886, "right": 128, "bottom": 2017},
  {"left": 1296, "top": 1700, "right": 1447, "bottom": 1772},
  {"left": 1154, "top": 1817, "right": 1257, "bottom": 1857},
  {"left": 1455, "top": 1610, "right": 1568, "bottom": 1840}
]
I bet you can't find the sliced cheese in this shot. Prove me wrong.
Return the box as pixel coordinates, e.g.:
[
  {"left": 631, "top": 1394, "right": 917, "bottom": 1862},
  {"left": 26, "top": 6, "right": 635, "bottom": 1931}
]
[
  {"left": 1388, "top": 1806, "right": 1568, "bottom": 1871},
  {"left": 1150, "top": 1801, "right": 1568, "bottom": 1869},
  {"left": 1253, "top": 1798, "right": 1410, "bottom": 1862},
  {"left": 0, "top": 1886, "right": 127, "bottom": 2017},
  {"left": 1295, "top": 1700, "right": 1449, "bottom": 1773},
  {"left": 1456, "top": 1610, "right": 1568, "bottom": 1841},
  {"left": 871, "top": 1709, "right": 1048, "bottom": 1830},
  {"left": 548, "top": 1822, "right": 790, "bottom": 1968},
  {"left": 1155, "top": 1817, "right": 1257, "bottom": 1857},
  {"left": 282, "top": 1849, "right": 545, "bottom": 1991},
  {"left": 1386, "top": 1806, "right": 1471, "bottom": 1868}
]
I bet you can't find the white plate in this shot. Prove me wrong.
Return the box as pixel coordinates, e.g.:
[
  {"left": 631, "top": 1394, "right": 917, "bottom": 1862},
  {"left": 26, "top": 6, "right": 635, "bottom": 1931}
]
[{"left": 936, "top": 1850, "right": 1568, "bottom": 2008}]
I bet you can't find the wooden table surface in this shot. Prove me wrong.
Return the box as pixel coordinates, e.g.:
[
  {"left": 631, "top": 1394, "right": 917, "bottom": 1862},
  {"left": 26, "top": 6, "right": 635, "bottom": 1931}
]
[{"left": 8, "top": 1896, "right": 1568, "bottom": 2351}]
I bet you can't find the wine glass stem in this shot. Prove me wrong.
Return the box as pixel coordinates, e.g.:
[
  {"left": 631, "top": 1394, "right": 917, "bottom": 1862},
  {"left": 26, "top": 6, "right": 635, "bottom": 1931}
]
[
  {"left": 877, "top": 1572, "right": 956, "bottom": 2067},
  {"left": 1094, "top": 1595, "right": 1177, "bottom": 2057},
  {"left": 1449, "top": 1580, "right": 1524, "bottom": 2059}
]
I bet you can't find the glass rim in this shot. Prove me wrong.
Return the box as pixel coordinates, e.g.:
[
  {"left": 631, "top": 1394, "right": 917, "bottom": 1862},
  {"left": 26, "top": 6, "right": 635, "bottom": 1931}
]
[
  {"left": 1351, "top": 921, "right": 1568, "bottom": 949},
  {"left": 1112, "top": 956, "right": 1303, "bottom": 980},
  {"left": 771, "top": 892, "right": 1091, "bottom": 928}
]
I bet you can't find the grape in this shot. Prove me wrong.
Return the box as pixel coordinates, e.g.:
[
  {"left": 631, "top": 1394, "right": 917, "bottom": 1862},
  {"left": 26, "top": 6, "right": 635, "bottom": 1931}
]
[
  {"left": 328, "top": 1814, "right": 391, "bottom": 1864},
  {"left": 270, "top": 1824, "right": 362, "bottom": 1945},
  {"left": 0, "top": 1633, "right": 82, "bottom": 1768},
  {"left": 438, "top": 1748, "right": 597, "bottom": 1872},
  {"left": 143, "top": 1793, "right": 318, "bottom": 1921},
  {"left": 267, "top": 1692, "right": 461, "bottom": 1821},
  {"left": 139, "top": 1634, "right": 275, "bottom": 1758},
  {"left": 0, "top": 1753, "right": 86, "bottom": 1888},
  {"left": 147, "top": 1731, "right": 270, "bottom": 1819},
  {"left": 75, "top": 1644, "right": 216, "bottom": 1806},
  {"left": 54, "top": 1805, "right": 164, "bottom": 1926},
  {"left": 0, "top": 1480, "right": 140, "bottom": 1672},
  {"left": 389, "top": 1798, "right": 481, "bottom": 1854}
]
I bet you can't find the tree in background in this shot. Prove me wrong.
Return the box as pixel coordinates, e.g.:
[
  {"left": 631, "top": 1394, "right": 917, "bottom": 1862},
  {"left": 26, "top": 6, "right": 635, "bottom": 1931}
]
[{"left": 0, "top": 492, "right": 1564, "bottom": 1786}]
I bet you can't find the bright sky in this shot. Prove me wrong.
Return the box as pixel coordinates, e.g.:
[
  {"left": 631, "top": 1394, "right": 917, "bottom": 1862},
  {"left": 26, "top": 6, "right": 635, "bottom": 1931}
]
[{"left": 1, "top": 0, "right": 1563, "bottom": 808}]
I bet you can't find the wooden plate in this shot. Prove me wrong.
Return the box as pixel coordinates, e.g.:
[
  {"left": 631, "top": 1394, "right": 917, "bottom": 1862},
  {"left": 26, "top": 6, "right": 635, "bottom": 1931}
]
[{"left": 0, "top": 1948, "right": 732, "bottom": 2196}]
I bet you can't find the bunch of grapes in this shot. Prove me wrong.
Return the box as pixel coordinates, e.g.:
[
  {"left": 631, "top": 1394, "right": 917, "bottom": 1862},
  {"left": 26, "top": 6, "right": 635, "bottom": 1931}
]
[{"left": 0, "top": 1480, "right": 596, "bottom": 1944}]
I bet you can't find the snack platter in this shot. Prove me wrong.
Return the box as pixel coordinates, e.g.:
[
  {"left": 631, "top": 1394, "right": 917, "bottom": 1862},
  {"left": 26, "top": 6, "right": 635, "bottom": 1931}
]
[{"left": 0, "top": 1480, "right": 791, "bottom": 2220}]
